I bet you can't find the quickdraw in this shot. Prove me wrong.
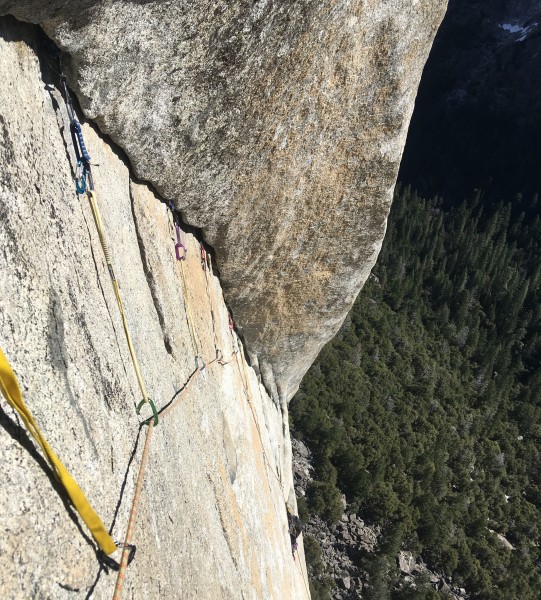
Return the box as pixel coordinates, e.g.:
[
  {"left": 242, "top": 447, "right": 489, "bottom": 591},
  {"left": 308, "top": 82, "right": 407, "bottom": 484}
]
[
  {"left": 166, "top": 201, "right": 187, "bottom": 261},
  {"left": 200, "top": 243, "right": 208, "bottom": 271},
  {"left": 61, "top": 77, "right": 93, "bottom": 195},
  {"left": 174, "top": 222, "right": 187, "bottom": 261}
]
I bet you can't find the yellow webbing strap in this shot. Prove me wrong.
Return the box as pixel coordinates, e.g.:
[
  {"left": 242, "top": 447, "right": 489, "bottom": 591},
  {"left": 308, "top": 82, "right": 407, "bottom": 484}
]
[{"left": 0, "top": 347, "right": 117, "bottom": 555}]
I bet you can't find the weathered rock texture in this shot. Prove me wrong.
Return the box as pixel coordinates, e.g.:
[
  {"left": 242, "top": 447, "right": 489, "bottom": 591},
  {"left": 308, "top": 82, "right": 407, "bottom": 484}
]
[
  {"left": 1, "top": 0, "right": 447, "bottom": 403},
  {"left": 0, "top": 19, "right": 308, "bottom": 598}
]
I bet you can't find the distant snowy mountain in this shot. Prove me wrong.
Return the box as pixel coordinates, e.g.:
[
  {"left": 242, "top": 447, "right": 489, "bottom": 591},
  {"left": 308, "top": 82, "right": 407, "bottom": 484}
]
[{"left": 399, "top": 0, "right": 541, "bottom": 200}]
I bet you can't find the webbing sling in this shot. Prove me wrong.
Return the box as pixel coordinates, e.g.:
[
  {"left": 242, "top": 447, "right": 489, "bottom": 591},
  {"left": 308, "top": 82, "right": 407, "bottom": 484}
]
[{"left": 0, "top": 347, "right": 118, "bottom": 556}]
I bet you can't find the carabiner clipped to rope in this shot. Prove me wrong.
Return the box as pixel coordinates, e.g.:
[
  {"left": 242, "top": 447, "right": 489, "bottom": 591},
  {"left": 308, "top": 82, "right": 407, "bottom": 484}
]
[
  {"left": 61, "top": 77, "right": 92, "bottom": 194},
  {"left": 135, "top": 396, "right": 159, "bottom": 427},
  {"left": 75, "top": 159, "right": 87, "bottom": 194},
  {"left": 71, "top": 119, "right": 91, "bottom": 163},
  {"left": 174, "top": 223, "right": 187, "bottom": 261},
  {"left": 97, "top": 543, "right": 136, "bottom": 572}
]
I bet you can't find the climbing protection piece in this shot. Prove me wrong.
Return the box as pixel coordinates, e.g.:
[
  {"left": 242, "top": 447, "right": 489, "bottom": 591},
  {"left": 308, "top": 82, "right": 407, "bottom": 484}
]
[
  {"left": 0, "top": 347, "right": 118, "bottom": 556},
  {"left": 167, "top": 201, "right": 187, "bottom": 261},
  {"left": 174, "top": 222, "right": 187, "bottom": 261},
  {"left": 61, "top": 77, "right": 157, "bottom": 426},
  {"left": 200, "top": 243, "right": 208, "bottom": 271},
  {"left": 61, "top": 77, "right": 92, "bottom": 194}
]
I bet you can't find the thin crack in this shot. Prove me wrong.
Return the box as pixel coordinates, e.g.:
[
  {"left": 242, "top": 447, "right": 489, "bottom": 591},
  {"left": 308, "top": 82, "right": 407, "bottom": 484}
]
[
  {"left": 129, "top": 179, "right": 173, "bottom": 355},
  {"left": 80, "top": 204, "right": 134, "bottom": 396}
]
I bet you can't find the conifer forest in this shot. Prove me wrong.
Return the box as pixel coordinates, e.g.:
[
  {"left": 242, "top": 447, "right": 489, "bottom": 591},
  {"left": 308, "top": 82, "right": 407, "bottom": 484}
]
[
  {"left": 292, "top": 3, "right": 541, "bottom": 597},
  {"left": 291, "top": 187, "right": 541, "bottom": 599}
]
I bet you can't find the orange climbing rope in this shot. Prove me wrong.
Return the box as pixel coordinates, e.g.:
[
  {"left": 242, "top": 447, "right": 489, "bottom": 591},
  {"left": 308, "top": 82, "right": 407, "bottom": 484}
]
[
  {"left": 112, "top": 354, "right": 223, "bottom": 597},
  {"left": 112, "top": 421, "right": 154, "bottom": 600}
]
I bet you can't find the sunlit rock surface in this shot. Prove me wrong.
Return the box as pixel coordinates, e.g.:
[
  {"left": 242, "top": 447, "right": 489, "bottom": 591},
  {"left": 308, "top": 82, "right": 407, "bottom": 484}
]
[
  {"left": 1, "top": 0, "right": 447, "bottom": 403},
  {"left": 0, "top": 19, "right": 307, "bottom": 598}
]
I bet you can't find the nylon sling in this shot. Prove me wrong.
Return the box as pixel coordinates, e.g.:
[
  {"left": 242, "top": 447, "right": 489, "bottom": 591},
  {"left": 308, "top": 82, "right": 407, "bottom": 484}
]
[{"left": 0, "top": 346, "right": 117, "bottom": 555}]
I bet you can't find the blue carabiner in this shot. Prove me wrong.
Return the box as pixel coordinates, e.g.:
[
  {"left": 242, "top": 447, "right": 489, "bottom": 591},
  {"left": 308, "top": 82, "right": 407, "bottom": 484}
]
[
  {"left": 75, "top": 159, "right": 87, "bottom": 194},
  {"left": 73, "top": 120, "right": 91, "bottom": 163}
]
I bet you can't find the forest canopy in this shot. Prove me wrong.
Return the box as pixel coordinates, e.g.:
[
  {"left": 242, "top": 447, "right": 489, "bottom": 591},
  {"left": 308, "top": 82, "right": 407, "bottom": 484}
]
[{"left": 291, "top": 185, "right": 541, "bottom": 599}]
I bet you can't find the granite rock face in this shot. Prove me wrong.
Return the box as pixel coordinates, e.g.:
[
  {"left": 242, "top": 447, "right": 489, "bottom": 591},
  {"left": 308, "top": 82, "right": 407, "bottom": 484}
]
[
  {"left": 1, "top": 0, "right": 447, "bottom": 403},
  {"left": 0, "top": 19, "right": 307, "bottom": 598}
]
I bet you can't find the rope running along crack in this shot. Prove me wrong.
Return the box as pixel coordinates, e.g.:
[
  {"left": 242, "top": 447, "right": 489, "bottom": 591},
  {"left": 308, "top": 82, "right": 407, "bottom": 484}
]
[{"left": 1, "top": 62, "right": 310, "bottom": 599}]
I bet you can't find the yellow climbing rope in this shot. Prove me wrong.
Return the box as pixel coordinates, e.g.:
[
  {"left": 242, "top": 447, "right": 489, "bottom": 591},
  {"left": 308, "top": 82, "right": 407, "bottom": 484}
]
[
  {"left": 0, "top": 346, "right": 118, "bottom": 556},
  {"left": 87, "top": 190, "right": 157, "bottom": 424}
]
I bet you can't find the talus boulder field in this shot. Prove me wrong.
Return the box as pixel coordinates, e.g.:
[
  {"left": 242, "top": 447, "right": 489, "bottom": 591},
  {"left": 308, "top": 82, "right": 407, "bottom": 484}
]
[{"left": 1, "top": 0, "right": 447, "bottom": 403}]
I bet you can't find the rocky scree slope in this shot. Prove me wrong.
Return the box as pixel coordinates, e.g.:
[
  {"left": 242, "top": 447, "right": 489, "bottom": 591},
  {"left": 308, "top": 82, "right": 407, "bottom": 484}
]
[
  {"left": 292, "top": 439, "right": 470, "bottom": 600},
  {"left": 1, "top": 0, "right": 447, "bottom": 404},
  {"left": 0, "top": 18, "right": 308, "bottom": 599}
]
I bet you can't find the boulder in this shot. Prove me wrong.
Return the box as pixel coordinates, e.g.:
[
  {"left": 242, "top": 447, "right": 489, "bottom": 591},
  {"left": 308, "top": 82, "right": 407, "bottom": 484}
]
[
  {"left": 339, "top": 576, "right": 352, "bottom": 590},
  {"left": 398, "top": 550, "right": 417, "bottom": 574}
]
